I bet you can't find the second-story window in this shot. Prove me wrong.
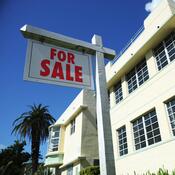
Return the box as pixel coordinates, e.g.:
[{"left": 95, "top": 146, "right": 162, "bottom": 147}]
[
  {"left": 154, "top": 32, "right": 175, "bottom": 71},
  {"left": 70, "top": 119, "right": 76, "bottom": 135},
  {"left": 127, "top": 58, "right": 149, "bottom": 94},
  {"left": 137, "top": 59, "right": 149, "bottom": 86},
  {"left": 114, "top": 81, "right": 123, "bottom": 104},
  {"left": 48, "top": 126, "right": 60, "bottom": 152},
  {"left": 127, "top": 68, "right": 138, "bottom": 93}
]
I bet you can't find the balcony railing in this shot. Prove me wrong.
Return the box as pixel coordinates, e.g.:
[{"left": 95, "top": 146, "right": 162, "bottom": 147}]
[{"left": 112, "top": 25, "right": 144, "bottom": 64}]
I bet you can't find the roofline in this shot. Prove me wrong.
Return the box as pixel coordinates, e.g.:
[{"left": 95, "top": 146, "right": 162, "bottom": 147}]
[{"left": 55, "top": 105, "right": 88, "bottom": 126}]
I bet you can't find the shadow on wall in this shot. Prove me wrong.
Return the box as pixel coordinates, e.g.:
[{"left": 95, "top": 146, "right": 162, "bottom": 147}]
[{"left": 83, "top": 110, "right": 97, "bottom": 130}]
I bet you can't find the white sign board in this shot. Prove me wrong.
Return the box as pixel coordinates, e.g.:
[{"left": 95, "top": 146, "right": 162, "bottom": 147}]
[{"left": 24, "top": 40, "right": 94, "bottom": 89}]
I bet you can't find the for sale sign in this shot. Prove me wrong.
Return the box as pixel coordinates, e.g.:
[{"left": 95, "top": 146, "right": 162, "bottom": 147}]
[{"left": 24, "top": 40, "right": 94, "bottom": 89}]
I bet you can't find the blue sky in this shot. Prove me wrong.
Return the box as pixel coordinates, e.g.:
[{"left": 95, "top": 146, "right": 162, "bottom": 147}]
[{"left": 0, "top": 0, "right": 154, "bottom": 158}]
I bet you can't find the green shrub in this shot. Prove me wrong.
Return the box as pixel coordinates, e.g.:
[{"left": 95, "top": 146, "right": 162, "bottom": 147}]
[
  {"left": 144, "top": 168, "right": 175, "bottom": 175},
  {"left": 80, "top": 166, "right": 100, "bottom": 175},
  {"left": 80, "top": 167, "right": 175, "bottom": 175}
]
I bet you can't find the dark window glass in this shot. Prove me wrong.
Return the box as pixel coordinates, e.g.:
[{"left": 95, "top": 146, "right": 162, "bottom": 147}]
[
  {"left": 166, "top": 98, "right": 175, "bottom": 136},
  {"left": 133, "top": 110, "right": 161, "bottom": 150},
  {"left": 117, "top": 126, "right": 128, "bottom": 156}
]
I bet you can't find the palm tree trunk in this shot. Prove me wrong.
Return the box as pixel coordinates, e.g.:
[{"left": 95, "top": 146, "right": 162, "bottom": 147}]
[{"left": 31, "top": 129, "right": 40, "bottom": 174}]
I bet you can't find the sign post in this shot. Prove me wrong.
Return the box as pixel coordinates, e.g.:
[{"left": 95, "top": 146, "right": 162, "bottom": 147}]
[
  {"left": 92, "top": 35, "right": 115, "bottom": 175},
  {"left": 21, "top": 25, "right": 116, "bottom": 175}
]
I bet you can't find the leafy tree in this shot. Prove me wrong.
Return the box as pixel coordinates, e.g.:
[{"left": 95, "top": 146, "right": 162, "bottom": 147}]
[
  {"left": 0, "top": 140, "right": 30, "bottom": 175},
  {"left": 12, "top": 104, "right": 56, "bottom": 175}
]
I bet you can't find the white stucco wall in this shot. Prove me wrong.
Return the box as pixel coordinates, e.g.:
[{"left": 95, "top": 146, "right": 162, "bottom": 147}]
[
  {"left": 107, "top": 1, "right": 175, "bottom": 173},
  {"left": 111, "top": 59, "right": 175, "bottom": 174},
  {"left": 63, "top": 112, "right": 83, "bottom": 165}
]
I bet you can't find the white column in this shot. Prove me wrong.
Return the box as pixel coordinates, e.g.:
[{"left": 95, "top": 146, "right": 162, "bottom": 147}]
[
  {"left": 92, "top": 35, "right": 116, "bottom": 175},
  {"left": 121, "top": 75, "right": 128, "bottom": 99},
  {"left": 145, "top": 50, "right": 157, "bottom": 78},
  {"left": 126, "top": 122, "right": 134, "bottom": 153},
  {"left": 109, "top": 86, "right": 116, "bottom": 108},
  {"left": 155, "top": 102, "right": 172, "bottom": 141}
]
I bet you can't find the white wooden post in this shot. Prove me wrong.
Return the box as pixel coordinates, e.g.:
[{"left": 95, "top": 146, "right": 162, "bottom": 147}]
[{"left": 92, "top": 35, "right": 116, "bottom": 175}]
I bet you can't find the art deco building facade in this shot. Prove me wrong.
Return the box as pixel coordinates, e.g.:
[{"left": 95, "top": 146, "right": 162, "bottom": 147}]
[{"left": 106, "top": 0, "right": 175, "bottom": 173}]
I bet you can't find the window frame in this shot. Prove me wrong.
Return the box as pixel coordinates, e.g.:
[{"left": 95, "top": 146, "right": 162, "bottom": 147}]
[
  {"left": 67, "top": 166, "right": 73, "bottom": 175},
  {"left": 153, "top": 32, "right": 175, "bottom": 71},
  {"left": 126, "top": 58, "right": 149, "bottom": 94},
  {"left": 117, "top": 125, "right": 128, "bottom": 156},
  {"left": 165, "top": 97, "right": 175, "bottom": 137},
  {"left": 132, "top": 109, "right": 161, "bottom": 151},
  {"left": 114, "top": 81, "right": 123, "bottom": 104},
  {"left": 48, "top": 126, "right": 60, "bottom": 152}
]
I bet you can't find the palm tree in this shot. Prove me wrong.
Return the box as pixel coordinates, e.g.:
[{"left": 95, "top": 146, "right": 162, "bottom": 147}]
[{"left": 12, "top": 104, "right": 56, "bottom": 174}]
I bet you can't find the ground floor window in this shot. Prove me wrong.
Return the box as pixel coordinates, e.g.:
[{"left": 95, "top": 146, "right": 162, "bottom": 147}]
[
  {"left": 117, "top": 125, "right": 128, "bottom": 156},
  {"left": 67, "top": 166, "right": 73, "bottom": 175},
  {"left": 132, "top": 109, "right": 161, "bottom": 150},
  {"left": 166, "top": 98, "right": 175, "bottom": 136}
]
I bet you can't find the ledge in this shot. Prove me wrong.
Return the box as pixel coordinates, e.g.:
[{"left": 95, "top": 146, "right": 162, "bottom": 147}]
[{"left": 44, "top": 153, "right": 64, "bottom": 167}]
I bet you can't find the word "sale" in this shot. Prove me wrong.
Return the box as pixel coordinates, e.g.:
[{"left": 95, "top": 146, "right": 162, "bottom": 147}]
[{"left": 40, "top": 48, "right": 83, "bottom": 83}]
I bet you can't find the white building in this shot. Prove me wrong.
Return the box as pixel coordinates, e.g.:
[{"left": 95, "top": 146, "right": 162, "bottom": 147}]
[
  {"left": 45, "top": 90, "right": 98, "bottom": 175},
  {"left": 45, "top": 0, "right": 175, "bottom": 174},
  {"left": 106, "top": 0, "right": 175, "bottom": 174}
]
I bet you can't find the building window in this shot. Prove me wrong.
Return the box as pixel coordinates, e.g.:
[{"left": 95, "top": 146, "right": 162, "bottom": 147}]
[
  {"left": 127, "top": 68, "right": 138, "bottom": 94},
  {"left": 154, "top": 32, "right": 175, "bottom": 70},
  {"left": 48, "top": 126, "right": 60, "bottom": 152},
  {"left": 137, "top": 59, "right": 149, "bottom": 86},
  {"left": 132, "top": 110, "right": 161, "bottom": 150},
  {"left": 127, "top": 58, "right": 149, "bottom": 94},
  {"left": 117, "top": 126, "right": 128, "bottom": 156},
  {"left": 70, "top": 119, "right": 76, "bottom": 135},
  {"left": 114, "top": 81, "right": 123, "bottom": 104},
  {"left": 67, "top": 166, "right": 73, "bottom": 175},
  {"left": 75, "top": 166, "right": 79, "bottom": 175},
  {"left": 166, "top": 98, "right": 175, "bottom": 136}
]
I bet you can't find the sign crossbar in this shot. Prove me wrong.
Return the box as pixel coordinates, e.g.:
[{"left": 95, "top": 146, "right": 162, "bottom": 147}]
[{"left": 21, "top": 25, "right": 115, "bottom": 60}]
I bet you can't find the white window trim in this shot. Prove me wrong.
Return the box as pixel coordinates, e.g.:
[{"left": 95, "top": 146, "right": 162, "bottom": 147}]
[
  {"left": 117, "top": 125, "right": 128, "bottom": 157},
  {"left": 132, "top": 110, "right": 161, "bottom": 151},
  {"left": 70, "top": 119, "right": 76, "bottom": 135},
  {"left": 48, "top": 126, "right": 60, "bottom": 152},
  {"left": 154, "top": 32, "right": 175, "bottom": 71},
  {"left": 114, "top": 81, "right": 123, "bottom": 104},
  {"left": 127, "top": 58, "right": 149, "bottom": 94}
]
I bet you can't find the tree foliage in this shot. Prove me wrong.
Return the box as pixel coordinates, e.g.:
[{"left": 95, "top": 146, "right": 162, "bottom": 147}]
[
  {"left": 80, "top": 166, "right": 100, "bottom": 175},
  {"left": 12, "top": 104, "right": 56, "bottom": 174},
  {"left": 0, "top": 140, "right": 30, "bottom": 175}
]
